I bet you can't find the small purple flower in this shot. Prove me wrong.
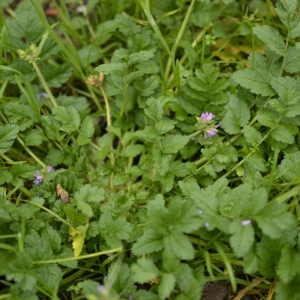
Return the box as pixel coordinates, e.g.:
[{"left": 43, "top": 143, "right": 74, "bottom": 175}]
[
  {"left": 36, "top": 92, "right": 49, "bottom": 101},
  {"left": 207, "top": 129, "right": 217, "bottom": 138},
  {"left": 33, "top": 170, "right": 43, "bottom": 184},
  {"left": 47, "top": 165, "right": 55, "bottom": 172},
  {"left": 201, "top": 112, "right": 215, "bottom": 122},
  {"left": 97, "top": 285, "right": 106, "bottom": 293},
  {"left": 204, "top": 222, "right": 210, "bottom": 228},
  {"left": 241, "top": 219, "right": 251, "bottom": 226}
]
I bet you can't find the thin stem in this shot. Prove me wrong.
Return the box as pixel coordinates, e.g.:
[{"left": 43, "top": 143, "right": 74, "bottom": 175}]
[
  {"left": 33, "top": 248, "right": 123, "bottom": 264},
  {"left": 32, "top": 61, "right": 58, "bottom": 108},
  {"left": 164, "top": 0, "right": 197, "bottom": 83},
  {"left": 16, "top": 136, "right": 46, "bottom": 168},
  {"left": 100, "top": 86, "right": 111, "bottom": 126}
]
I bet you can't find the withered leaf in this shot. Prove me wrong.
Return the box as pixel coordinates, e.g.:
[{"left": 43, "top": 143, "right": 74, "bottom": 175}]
[{"left": 56, "top": 184, "right": 70, "bottom": 203}]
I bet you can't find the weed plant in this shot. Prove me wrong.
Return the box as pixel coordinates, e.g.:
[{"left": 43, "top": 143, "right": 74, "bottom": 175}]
[{"left": 1, "top": 0, "right": 300, "bottom": 299}]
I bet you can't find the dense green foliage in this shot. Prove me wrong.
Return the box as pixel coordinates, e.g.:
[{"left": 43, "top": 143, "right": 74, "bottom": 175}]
[{"left": 1, "top": 0, "right": 300, "bottom": 299}]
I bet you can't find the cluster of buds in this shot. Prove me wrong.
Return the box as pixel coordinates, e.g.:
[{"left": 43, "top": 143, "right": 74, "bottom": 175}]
[
  {"left": 17, "top": 44, "right": 40, "bottom": 64},
  {"left": 33, "top": 165, "right": 55, "bottom": 184},
  {"left": 194, "top": 112, "right": 220, "bottom": 139},
  {"left": 86, "top": 72, "right": 104, "bottom": 87}
]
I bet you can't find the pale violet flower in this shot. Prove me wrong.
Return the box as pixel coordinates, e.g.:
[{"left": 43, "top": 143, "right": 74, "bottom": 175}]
[
  {"left": 33, "top": 170, "right": 43, "bottom": 184},
  {"left": 33, "top": 165, "right": 55, "bottom": 184},
  {"left": 241, "top": 219, "right": 251, "bottom": 226},
  {"left": 201, "top": 112, "right": 215, "bottom": 122},
  {"left": 204, "top": 222, "right": 210, "bottom": 228},
  {"left": 47, "top": 165, "right": 55, "bottom": 172},
  {"left": 36, "top": 92, "right": 49, "bottom": 101}
]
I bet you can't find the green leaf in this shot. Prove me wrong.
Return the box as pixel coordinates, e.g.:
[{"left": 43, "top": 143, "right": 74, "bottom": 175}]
[
  {"left": 271, "top": 124, "right": 294, "bottom": 144},
  {"left": 163, "top": 231, "right": 194, "bottom": 260},
  {"left": 157, "top": 120, "right": 177, "bottom": 135},
  {"left": 277, "top": 244, "right": 300, "bottom": 283},
  {"left": 132, "top": 229, "right": 164, "bottom": 255},
  {"left": 41, "top": 115, "right": 66, "bottom": 141},
  {"left": 285, "top": 46, "right": 300, "bottom": 73},
  {"left": 229, "top": 220, "right": 255, "bottom": 257},
  {"left": 257, "top": 108, "right": 279, "bottom": 127},
  {"left": 191, "top": 3, "right": 222, "bottom": 28},
  {"left": 232, "top": 67, "right": 275, "bottom": 96},
  {"left": 144, "top": 97, "right": 164, "bottom": 123},
  {"left": 74, "top": 184, "right": 105, "bottom": 204},
  {"left": 275, "top": 276, "right": 300, "bottom": 300},
  {"left": 255, "top": 203, "right": 296, "bottom": 239},
  {"left": 0, "top": 167, "right": 12, "bottom": 185},
  {"left": 253, "top": 25, "right": 285, "bottom": 56},
  {"left": 99, "top": 214, "right": 132, "bottom": 248},
  {"left": 221, "top": 94, "right": 250, "bottom": 134},
  {"left": 161, "top": 135, "right": 189, "bottom": 154},
  {"left": 103, "top": 73, "right": 124, "bottom": 96},
  {"left": 108, "top": 263, "right": 136, "bottom": 295},
  {"left": 5, "top": 252, "right": 36, "bottom": 291},
  {"left": 123, "top": 144, "right": 144, "bottom": 157},
  {"left": 52, "top": 106, "right": 81, "bottom": 133},
  {"left": 42, "top": 64, "right": 74, "bottom": 88},
  {"left": 10, "top": 164, "right": 35, "bottom": 180},
  {"left": 94, "top": 62, "right": 125, "bottom": 74},
  {"left": 131, "top": 258, "right": 160, "bottom": 283},
  {"left": 134, "top": 75, "right": 159, "bottom": 97},
  {"left": 45, "top": 149, "right": 65, "bottom": 166},
  {"left": 243, "top": 246, "right": 259, "bottom": 274},
  {"left": 129, "top": 50, "right": 154, "bottom": 65},
  {"left": 24, "top": 129, "right": 48, "bottom": 146},
  {"left": 4, "top": 102, "right": 36, "bottom": 131},
  {"left": 257, "top": 235, "right": 282, "bottom": 277},
  {"left": 77, "top": 116, "right": 94, "bottom": 145},
  {"left": 176, "top": 264, "right": 193, "bottom": 294},
  {"left": 278, "top": 152, "right": 300, "bottom": 181},
  {"left": 270, "top": 76, "right": 300, "bottom": 106},
  {"left": 5, "top": 11, "right": 44, "bottom": 43},
  {"left": 158, "top": 273, "right": 176, "bottom": 300},
  {"left": 0, "top": 124, "right": 19, "bottom": 154},
  {"left": 243, "top": 125, "right": 262, "bottom": 146},
  {"left": 220, "top": 183, "right": 252, "bottom": 217},
  {"left": 290, "top": 13, "right": 300, "bottom": 38},
  {"left": 275, "top": 0, "right": 297, "bottom": 27}
]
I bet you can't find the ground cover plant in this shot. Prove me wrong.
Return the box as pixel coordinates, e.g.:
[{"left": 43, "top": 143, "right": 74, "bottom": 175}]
[{"left": 1, "top": 0, "right": 300, "bottom": 299}]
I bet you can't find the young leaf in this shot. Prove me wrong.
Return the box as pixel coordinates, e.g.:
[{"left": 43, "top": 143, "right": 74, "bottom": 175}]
[{"left": 221, "top": 94, "right": 250, "bottom": 134}]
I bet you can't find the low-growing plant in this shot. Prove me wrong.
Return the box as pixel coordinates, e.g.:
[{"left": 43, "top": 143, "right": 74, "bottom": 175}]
[{"left": 0, "top": 0, "right": 300, "bottom": 299}]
